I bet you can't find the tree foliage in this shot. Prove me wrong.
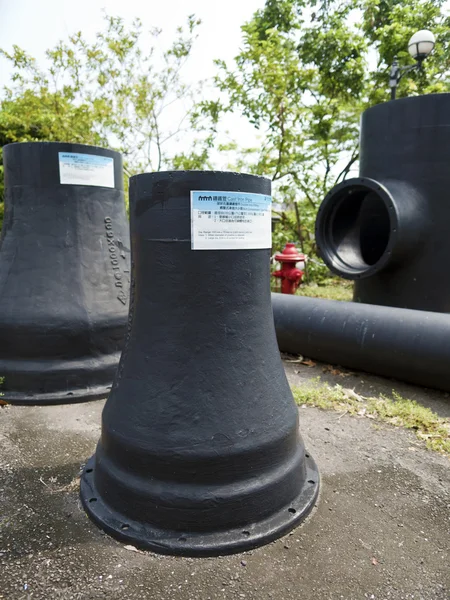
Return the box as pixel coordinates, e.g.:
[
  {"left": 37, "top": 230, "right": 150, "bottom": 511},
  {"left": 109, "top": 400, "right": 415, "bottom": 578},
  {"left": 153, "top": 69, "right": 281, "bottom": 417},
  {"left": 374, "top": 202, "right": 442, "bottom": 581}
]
[
  {"left": 0, "top": 14, "right": 216, "bottom": 202},
  {"left": 0, "top": 85, "right": 103, "bottom": 202},
  {"left": 212, "top": 0, "right": 449, "bottom": 278}
]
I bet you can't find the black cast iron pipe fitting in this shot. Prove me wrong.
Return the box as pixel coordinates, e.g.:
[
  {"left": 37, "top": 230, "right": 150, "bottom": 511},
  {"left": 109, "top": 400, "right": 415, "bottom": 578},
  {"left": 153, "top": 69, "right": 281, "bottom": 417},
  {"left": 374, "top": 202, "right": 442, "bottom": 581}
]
[
  {"left": 81, "top": 171, "right": 319, "bottom": 556},
  {"left": 316, "top": 94, "right": 450, "bottom": 313},
  {"left": 0, "top": 142, "right": 130, "bottom": 404}
]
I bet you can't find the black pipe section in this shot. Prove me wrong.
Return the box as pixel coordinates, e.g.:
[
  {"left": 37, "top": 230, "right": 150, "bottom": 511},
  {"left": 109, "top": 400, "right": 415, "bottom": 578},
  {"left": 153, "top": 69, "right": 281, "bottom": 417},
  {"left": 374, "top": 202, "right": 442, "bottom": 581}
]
[
  {"left": 272, "top": 293, "right": 450, "bottom": 393},
  {"left": 316, "top": 94, "right": 450, "bottom": 313},
  {"left": 80, "top": 171, "right": 319, "bottom": 556},
  {"left": 0, "top": 142, "right": 130, "bottom": 404}
]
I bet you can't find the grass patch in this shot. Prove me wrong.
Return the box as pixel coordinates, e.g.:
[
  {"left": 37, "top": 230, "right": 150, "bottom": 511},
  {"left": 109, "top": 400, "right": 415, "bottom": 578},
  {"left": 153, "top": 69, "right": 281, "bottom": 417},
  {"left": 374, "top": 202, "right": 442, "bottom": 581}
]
[
  {"left": 296, "top": 278, "right": 353, "bottom": 302},
  {"left": 292, "top": 381, "right": 450, "bottom": 455}
]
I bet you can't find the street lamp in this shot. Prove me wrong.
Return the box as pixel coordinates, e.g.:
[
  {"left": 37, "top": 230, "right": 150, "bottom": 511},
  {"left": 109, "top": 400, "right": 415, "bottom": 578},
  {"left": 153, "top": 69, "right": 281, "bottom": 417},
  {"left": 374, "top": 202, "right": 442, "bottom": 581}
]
[{"left": 389, "top": 30, "right": 436, "bottom": 100}]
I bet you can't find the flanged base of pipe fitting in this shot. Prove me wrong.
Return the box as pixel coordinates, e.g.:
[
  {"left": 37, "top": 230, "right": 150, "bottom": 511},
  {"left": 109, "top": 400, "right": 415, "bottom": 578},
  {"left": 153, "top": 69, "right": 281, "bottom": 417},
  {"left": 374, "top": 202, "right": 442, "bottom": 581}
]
[
  {"left": 80, "top": 454, "right": 320, "bottom": 557},
  {"left": 1, "top": 385, "right": 113, "bottom": 406},
  {"left": 0, "top": 354, "right": 121, "bottom": 405}
]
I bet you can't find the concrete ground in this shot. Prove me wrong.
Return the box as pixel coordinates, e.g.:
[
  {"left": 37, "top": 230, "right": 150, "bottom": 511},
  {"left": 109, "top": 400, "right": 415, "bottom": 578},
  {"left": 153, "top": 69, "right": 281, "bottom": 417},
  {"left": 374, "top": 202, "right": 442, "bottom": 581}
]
[{"left": 0, "top": 359, "right": 449, "bottom": 600}]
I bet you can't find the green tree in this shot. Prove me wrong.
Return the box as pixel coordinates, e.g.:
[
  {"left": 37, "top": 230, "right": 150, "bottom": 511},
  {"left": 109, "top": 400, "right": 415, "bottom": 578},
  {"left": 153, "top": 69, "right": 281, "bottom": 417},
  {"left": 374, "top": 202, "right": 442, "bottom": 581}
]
[
  {"left": 362, "top": 0, "right": 450, "bottom": 103},
  {"left": 212, "top": 0, "right": 450, "bottom": 279},
  {"left": 0, "top": 15, "right": 217, "bottom": 199},
  {"left": 0, "top": 87, "right": 103, "bottom": 204}
]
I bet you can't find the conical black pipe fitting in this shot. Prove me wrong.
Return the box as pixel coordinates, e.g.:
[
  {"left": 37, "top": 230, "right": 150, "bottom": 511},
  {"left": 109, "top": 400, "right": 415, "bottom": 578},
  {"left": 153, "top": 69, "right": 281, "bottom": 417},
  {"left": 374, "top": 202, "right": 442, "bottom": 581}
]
[
  {"left": 80, "top": 171, "right": 319, "bottom": 556},
  {"left": 0, "top": 142, "right": 130, "bottom": 404}
]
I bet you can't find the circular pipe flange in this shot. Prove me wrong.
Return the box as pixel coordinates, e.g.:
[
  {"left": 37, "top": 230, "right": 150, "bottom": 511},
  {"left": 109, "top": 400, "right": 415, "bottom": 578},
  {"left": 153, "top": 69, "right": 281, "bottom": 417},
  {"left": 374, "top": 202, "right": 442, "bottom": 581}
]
[
  {"left": 316, "top": 177, "right": 399, "bottom": 280},
  {"left": 80, "top": 454, "right": 320, "bottom": 557},
  {"left": 1, "top": 385, "right": 111, "bottom": 406}
]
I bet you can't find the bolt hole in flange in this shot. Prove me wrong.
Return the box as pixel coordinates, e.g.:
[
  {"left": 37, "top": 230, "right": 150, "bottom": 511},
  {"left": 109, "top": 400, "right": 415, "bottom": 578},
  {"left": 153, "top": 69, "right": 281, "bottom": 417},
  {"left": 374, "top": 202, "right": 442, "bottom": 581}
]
[
  {"left": 85, "top": 468, "right": 93, "bottom": 473},
  {"left": 317, "top": 181, "right": 393, "bottom": 278},
  {"left": 89, "top": 497, "right": 97, "bottom": 503},
  {"left": 288, "top": 508, "right": 296, "bottom": 515},
  {"left": 308, "top": 480, "right": 315, "bottom": 485},
  {"left": 121, "top": 524, "right": 130, "bottom": 530},
  {"left": 178, "top": 536, "right": 187, "bottom": 542},
  {"left": 242, "top": 530, "right": 250, "bottom": 537}
]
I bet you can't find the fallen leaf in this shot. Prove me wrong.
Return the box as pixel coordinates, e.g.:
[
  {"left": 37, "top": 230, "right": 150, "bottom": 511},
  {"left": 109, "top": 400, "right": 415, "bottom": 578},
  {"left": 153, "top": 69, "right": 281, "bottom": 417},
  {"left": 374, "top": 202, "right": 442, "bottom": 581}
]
[
  {"left": 55, "top": 477, "right": 80, "bottom": 493},
  {"left": 302, "top": 359, "right": 316, "bottom": 367},
  {"left": 286, "top": 356, "right": 304, "bottom": 363},
  {"left": 342, "top": 388, "right": 365, "bottom": 402},
  {"left": 322, "top": 364, "right": 352, "bottom": 377},
  {"left": 336, "top": 410, "right": 349, "bottom": 420},
  {"left": 322, "top": 365, "right": 355, "bottom": 377},
  {"left": 124, "top": 545, "right": 142, "bottom": 553}
]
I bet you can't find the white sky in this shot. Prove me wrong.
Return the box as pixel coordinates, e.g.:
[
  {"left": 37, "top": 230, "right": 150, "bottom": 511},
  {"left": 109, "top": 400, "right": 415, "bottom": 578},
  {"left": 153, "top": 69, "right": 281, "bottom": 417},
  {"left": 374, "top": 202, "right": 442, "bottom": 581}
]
[
  {"left": 0, "top": 0, "right": 265, "bottom": 169},
  {"left": 0, "top": 0, "right": 264, "bottom": 84}
]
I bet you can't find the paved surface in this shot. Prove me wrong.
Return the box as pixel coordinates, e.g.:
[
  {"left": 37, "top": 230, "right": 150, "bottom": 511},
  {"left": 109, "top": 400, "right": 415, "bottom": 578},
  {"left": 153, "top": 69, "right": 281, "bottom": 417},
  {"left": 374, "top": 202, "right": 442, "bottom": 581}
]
[{"left": 0, "top": 360, "right": 449, "bottom": 600}]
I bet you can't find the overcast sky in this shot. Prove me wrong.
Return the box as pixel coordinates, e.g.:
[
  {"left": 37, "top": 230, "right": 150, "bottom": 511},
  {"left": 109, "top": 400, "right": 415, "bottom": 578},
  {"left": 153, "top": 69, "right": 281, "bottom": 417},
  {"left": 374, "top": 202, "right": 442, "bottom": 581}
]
[
  {"left": 0, "top": 0, "right": 266, "bottom": 168},
  {"left": 0, "top": 0, "right": 264, "bottom": 87}
]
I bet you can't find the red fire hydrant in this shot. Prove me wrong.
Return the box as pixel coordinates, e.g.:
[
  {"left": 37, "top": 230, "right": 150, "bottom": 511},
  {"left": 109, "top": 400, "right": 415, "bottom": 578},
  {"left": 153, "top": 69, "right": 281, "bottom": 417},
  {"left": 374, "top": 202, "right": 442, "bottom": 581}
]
[{"left": 272, "top": 243, "right": 305, "bottom": 294}]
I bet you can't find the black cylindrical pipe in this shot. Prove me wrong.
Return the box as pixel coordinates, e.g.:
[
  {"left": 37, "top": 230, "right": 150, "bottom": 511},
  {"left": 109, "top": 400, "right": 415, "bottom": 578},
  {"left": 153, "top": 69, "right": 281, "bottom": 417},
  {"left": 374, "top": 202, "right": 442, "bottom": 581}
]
[
  {"left": 272, "top": 293, "right": 450, "bottom": 392},
  {"left": 316, "top": 94, "right": 450, "bottom": 312},
  {"left": 0, "top": 142, "right": 130, "bottom": 404},
  {"left": 80, "top": 171, "right": 319, "bottom": 556}
]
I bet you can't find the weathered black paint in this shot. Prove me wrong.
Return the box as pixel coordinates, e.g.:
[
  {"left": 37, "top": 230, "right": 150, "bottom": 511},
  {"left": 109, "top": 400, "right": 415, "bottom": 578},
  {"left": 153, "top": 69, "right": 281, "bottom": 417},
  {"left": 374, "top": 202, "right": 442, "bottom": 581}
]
[
  {"left": 80, "top": 171, "right": 319, "bottom": 556},
  {"left": 0, "top": 142, "right": 130, "bottom": 404},
  {"left": 316, "top": 94, "right": 450, "bottom": 312},
  {"left": 272, "top": 292, "right": 450, "bottom": 393}
]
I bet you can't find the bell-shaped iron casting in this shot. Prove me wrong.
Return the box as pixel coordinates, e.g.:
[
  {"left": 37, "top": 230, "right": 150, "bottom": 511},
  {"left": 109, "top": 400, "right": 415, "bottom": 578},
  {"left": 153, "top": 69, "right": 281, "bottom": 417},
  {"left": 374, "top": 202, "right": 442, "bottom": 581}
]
[
  {"left": 0, "top": 142, "right": 130, "bottom": 404},
  {"left": 80, "top": 171, "right": 319, "bottom": 556}
]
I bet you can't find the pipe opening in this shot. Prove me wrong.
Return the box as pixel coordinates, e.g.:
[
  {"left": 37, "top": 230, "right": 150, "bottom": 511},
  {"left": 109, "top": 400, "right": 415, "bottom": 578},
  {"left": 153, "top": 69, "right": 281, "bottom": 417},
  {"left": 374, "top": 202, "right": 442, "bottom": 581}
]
[
  {"left": 317, "top": 182, "right": 395, "bottom": 278},
  {"left": 332, "top": 189, "right": 390, "bottom": 267}
]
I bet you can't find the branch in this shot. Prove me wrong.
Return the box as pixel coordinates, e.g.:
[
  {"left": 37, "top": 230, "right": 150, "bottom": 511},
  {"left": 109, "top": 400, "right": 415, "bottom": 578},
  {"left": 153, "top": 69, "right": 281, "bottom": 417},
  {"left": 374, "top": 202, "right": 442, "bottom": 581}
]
[
  {"left": 323, "top": 152, "right": 331, "bottom": 194},
  {"left": 150, "top": 108, "right": 162, "bottom": 172},
  {"left": 294, "top": 202, "right": 304, "bottom": 248},
  {"left": 281, "top": 171, "right": 317, "bottom": 209},
  {"left": 123, "top": 164, "right": 133, "bottom": 178},
  {"left": 160, "top": 111, "right": 191, "bottom": 144},
  {"left": 334, "top": 149, "right": 359, "bottom": 185},
  {"left": 272, "top": 101, "right": 286, "bottom": 182},
  {"left": 299, "top": 185, "right": 317, "bottom": 209}
]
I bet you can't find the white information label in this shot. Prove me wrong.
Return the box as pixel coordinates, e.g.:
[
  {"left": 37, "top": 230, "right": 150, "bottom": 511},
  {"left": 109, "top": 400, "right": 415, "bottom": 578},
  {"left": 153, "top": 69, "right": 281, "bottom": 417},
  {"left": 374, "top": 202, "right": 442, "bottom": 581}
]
[
  {"left": 58, "top": 152, "right": 115, "bottom": 188},
  {"left": 191, "top": 190, "right": 272, "bottom": 250}
]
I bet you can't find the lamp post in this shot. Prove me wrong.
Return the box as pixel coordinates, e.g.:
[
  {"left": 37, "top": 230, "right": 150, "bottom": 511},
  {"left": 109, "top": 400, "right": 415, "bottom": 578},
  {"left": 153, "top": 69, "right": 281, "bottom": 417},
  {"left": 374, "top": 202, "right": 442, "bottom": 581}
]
[{"left": 389, "top": 29, "right": 436, "bottom": 100}]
